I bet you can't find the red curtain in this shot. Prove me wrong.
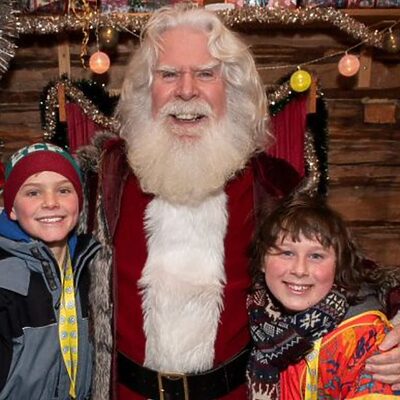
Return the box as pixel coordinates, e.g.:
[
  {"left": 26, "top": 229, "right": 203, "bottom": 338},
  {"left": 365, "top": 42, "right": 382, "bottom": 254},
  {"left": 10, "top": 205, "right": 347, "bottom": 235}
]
[
  {"left": 267, "top": 94, "right": 308, "bottom": 177},
  {"left": 66, "top": 103, "right": 101, "bottom": 153}
]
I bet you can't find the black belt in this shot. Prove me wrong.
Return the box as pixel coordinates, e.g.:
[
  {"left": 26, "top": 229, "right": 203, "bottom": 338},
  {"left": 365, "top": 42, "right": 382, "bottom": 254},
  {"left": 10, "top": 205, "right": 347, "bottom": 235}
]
[{"left": 117, "top": 346, "right": 250, "bottom": 400}]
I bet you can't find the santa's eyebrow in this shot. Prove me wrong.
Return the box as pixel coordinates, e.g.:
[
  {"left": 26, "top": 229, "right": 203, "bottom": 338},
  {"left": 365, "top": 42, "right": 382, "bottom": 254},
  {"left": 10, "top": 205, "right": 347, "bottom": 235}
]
[{"left": 154, "top": 61, "right": 221, "bottom": 73}]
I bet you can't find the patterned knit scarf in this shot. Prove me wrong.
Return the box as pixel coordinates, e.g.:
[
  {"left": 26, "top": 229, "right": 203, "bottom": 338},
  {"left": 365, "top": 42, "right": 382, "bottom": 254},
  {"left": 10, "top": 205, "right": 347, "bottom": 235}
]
[{"left": 247, "top": 281, "right": 349, "bottom": 400}]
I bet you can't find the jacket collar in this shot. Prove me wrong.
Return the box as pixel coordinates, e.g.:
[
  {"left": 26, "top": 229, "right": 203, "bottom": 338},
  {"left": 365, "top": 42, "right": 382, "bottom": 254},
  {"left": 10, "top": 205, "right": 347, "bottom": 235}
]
[{"left": 0, "top": 209, "right": 78, "bottom": 256}]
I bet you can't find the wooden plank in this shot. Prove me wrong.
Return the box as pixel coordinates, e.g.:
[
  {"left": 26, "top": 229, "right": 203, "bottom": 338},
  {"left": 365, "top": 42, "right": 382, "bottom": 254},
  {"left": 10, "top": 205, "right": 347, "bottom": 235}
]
[
  {"left": 341, "top": 9, "right": 400, "bottom": 22},
  {"left": 307, "top": 74, "right": 317, "bottom": 114},
  {"left": 324, "top": 88, "right": 400, "bottom": 100},
  {"left": 358, "top": 48, "right": 373, "bottom": 89},
  {"left": 0, "top": 91, "right": 42, "bottom": 103},
  {"left": 57, "top": 36, "right": 71, "bottom": 78},
  {"left": 329, "top": 167, "right": 400, "bottom": 187},
  {"left": 329, "top": 141, "right": 400, "bottom": 164},
  {"left": 328, "top": 186, "right": 400, "bottom": 223},
  {"left": 57, "top": 84, "right": 67, "bottom": 122},
  {"left": 346, "top": 225, "right": 400, "bottom": 266}
]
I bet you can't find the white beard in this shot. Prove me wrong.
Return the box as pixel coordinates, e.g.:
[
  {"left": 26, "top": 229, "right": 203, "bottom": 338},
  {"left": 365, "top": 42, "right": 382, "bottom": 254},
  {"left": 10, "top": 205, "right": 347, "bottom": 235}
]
[
  {"left": 139, "top": 193, "right": 228, "bottom": 372},
  {"left": 122, "top": 99, "right": 257, "bottom": 206}
]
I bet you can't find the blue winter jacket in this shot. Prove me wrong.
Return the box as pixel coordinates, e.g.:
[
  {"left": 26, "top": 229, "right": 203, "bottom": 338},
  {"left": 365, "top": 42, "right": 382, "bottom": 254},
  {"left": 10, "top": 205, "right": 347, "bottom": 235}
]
[{"left": 0, "top": 210, "right": 101, "bottom": 399}]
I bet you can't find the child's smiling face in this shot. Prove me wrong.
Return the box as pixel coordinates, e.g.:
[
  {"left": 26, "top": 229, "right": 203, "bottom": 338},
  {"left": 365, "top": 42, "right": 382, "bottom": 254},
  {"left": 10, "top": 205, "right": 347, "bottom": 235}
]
[
  {"left": 264, "top": 233, "right": 336, "bottom": 312},
  {"left": 10, "top": 171, "right": 79, "bottom": 250}
]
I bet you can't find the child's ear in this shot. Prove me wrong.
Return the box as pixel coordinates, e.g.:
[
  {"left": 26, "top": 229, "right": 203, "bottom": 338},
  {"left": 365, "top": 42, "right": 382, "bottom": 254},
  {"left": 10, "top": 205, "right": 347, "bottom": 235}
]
[{"left": 9, "top": 208, "right": 18, "bottom": 221}]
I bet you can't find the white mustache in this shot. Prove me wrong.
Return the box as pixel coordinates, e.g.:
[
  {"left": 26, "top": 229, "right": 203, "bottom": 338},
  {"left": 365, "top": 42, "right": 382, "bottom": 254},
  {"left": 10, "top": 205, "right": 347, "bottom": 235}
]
[{"left": 159, "top": 100, "right": 213, "bottom": 118}]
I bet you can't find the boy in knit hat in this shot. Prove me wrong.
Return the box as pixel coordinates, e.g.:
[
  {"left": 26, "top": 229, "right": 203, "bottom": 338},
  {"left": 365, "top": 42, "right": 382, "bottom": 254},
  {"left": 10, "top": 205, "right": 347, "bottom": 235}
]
[{"left": 0, "top": 143, "right": 100, "bottom": 400}]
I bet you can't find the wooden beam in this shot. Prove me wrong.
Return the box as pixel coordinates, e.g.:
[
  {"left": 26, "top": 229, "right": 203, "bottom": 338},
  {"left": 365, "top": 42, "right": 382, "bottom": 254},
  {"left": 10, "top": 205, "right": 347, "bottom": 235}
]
[
  {"left": 307, "top": 74, "right": 317, "bottom": 114},
  {"left": 358, "top": 48, "right": 373, "bottom": 89},
  {"left": 57, "top": 84, "right": 67, "bottom": 122},
  {"left": 57, "top": 36, "right": 71, "bottom": 78},
  {"left": 57, "top": 34, "right": 69, "bottom": 122}
]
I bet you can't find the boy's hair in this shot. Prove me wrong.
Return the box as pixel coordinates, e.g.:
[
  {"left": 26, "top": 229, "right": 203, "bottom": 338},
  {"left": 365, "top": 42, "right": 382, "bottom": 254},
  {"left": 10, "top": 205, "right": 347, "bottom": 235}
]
[
  {"left": 3, "top": 143, "right": 83, "bottom": 216},
  {"left": 250, "top": 194, "right": 394, "bottom": 304}
]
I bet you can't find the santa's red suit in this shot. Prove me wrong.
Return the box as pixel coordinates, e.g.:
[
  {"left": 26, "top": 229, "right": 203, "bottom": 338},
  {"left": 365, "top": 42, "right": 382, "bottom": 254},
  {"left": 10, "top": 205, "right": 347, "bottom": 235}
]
[{"left": 86, "top": 136, "right": 302, "bottom": 400}]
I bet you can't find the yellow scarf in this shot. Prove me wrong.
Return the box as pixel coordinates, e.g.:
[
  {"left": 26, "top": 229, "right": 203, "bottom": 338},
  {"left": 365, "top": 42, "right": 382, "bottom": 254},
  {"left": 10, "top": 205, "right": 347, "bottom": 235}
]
[{"left": 59, "top": 249, "right": 79, "bottom": 398}]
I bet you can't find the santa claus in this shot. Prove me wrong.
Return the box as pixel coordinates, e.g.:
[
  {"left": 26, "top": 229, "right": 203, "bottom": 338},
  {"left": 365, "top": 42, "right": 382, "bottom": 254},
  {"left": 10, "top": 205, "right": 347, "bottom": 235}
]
[{"left": 82, "top": 5, "right": 400, "bottom": 400}]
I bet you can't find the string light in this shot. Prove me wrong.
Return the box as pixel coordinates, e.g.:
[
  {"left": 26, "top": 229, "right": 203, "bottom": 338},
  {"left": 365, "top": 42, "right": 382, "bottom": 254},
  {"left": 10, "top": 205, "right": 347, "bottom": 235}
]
[
  {"left": 89, "top": 51, "right": 110, "bottom": 74},
  {"left": 338, "top": 53, "right": 360, "bottom": 77},
  {"left": 290, "top": 68, "right": 312, "bottom": 92},
  {"left": 9, "top": 7, "right": 400, "bottom": 83},
  {"left": 7, "top": 6, "right": 400, "bottom": 90},
  {"left": 257, "top": 20, "right": 399, "bottom": 85}
]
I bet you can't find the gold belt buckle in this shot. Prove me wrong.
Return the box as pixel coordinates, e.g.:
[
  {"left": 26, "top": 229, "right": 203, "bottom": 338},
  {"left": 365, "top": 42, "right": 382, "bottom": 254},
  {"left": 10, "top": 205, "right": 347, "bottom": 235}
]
[{"left": 157, "top": 371, "right": 189, "bottom": 400}]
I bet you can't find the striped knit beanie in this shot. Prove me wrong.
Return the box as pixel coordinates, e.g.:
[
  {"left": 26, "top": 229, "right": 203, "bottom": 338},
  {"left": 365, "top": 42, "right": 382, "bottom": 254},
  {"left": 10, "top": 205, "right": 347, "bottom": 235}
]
[{"left": 4, "top": 143, "right": 82, "bottom": 216}]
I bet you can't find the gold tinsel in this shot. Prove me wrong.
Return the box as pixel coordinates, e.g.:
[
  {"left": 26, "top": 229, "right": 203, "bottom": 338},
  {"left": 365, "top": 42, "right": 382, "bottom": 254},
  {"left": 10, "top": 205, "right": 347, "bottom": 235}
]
[
  {"left": 0, "top": 1, "right": 19, "bottom": 81},
  {"left": 266, "top": 81, "right": 292, "bottom": 106},
  {"left": 43, "top": 80, "right": 120, "bottom": 141},
  {"left": 16, "top": 7, "right": 385, "bottom": 49},
  {"left": 297, "top": 129, "right": 321, "bottom": 195},
  {"left": 16, "top": 11, "right": 149, "bottom": 36}
]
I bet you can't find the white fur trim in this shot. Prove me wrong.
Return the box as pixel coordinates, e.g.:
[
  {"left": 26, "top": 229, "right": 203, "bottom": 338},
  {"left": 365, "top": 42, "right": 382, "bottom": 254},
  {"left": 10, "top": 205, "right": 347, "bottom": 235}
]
[{"left": 139, "top": 192, "right": 228, "bottom": 373}]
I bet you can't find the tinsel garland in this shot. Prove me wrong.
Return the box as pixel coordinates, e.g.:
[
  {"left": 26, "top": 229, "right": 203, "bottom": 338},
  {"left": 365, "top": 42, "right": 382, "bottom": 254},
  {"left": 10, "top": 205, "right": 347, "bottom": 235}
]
[
  {"left": 300, "top": 129, "right": 322, "bottom": 195},
  {"left": 268, "top": 81, "right": 293, "bottom": 116},
  {"left": 40, "top": 77, "right": 120, "bottom": 142},
  {"left": 0, "top": 1, "right": 19, "bottom": 81},
  {"left": 267, "top": 78, "right": 329, "bottom": 195},
  {"left": 16, "top": 11, "right": 149, "bottom": 36},
  {"left": 15, "top": 7, "right": 385, "bottom": 49},
  {"left": 305, "top": 96, "right": 329, "bottom": 195}
]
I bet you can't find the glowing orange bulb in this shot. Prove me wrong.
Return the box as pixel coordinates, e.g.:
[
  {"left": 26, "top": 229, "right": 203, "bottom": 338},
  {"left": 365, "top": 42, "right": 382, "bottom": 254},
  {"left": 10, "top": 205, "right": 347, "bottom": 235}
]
[
  {"left": 89, "top": 51, "right": 110, "bottom": 74},
  {"left": 338, "top": 54, "right": 360, "bottom": 77}
]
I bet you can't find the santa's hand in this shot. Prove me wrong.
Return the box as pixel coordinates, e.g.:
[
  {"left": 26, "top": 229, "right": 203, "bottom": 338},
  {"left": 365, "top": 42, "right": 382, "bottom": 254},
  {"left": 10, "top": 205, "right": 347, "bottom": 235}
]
[{"left": 365, "top": 324, "right": 400, "bottom": 390}]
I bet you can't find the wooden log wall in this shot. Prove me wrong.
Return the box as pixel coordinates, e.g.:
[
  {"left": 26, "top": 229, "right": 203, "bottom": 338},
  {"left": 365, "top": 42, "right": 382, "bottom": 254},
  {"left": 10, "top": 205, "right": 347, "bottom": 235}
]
[{"left": 0, "top": 11, "right": 399, "bottom": 267}]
